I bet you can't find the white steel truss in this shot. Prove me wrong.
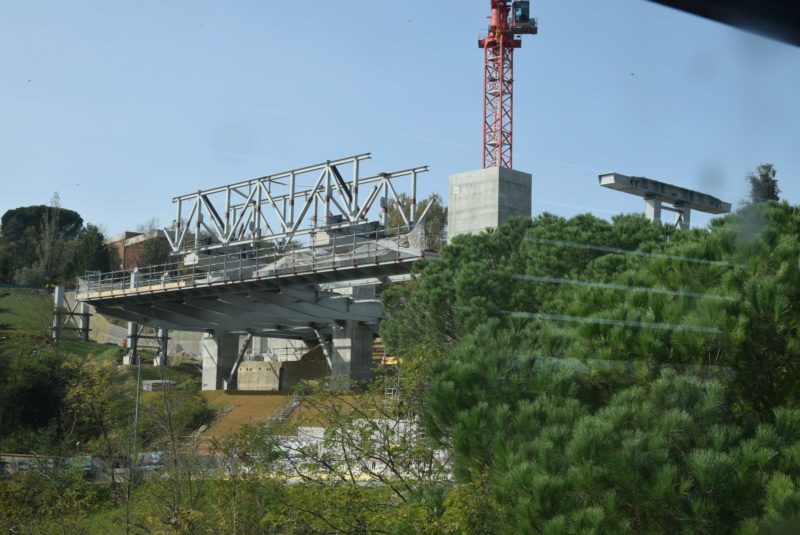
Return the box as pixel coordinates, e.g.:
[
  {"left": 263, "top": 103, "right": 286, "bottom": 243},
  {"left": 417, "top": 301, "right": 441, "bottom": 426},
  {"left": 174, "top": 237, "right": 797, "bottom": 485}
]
[{"left": 165, "top": 154, "right": 430, "bottom": 254}]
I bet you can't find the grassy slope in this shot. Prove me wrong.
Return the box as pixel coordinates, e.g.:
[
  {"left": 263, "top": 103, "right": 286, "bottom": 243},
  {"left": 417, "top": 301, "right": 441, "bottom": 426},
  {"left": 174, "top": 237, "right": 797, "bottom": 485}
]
[
  {"left": 201, "top": 391, "right": 290, "bottom": 437},
  {"left": 0, "top": 288, "right": 53, "bottom": 333}
]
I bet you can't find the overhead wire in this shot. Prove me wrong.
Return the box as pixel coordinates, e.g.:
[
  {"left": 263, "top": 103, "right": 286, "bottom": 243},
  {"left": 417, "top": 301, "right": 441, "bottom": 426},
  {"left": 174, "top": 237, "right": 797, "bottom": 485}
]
[{"left": 526, "top": 238, "right": 748, "bottom": 269}]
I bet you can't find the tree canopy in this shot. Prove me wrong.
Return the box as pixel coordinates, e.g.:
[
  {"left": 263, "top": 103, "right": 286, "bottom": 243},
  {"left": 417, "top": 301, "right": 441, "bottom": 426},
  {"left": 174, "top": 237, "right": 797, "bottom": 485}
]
[
  {"left": 380, "top": 200, "right": 800, "bottom": 532},
  {"left": 746, "top": 163, "right": 781, "bottom": 203},
  {"left": 0, "top": 199, "right": 84, "bottom": 285},
  {"left": 386, "top": 192, "right": 448, "bottom": 249},
  {"left": 62, "top": 224, "right": 112, "bottom": 282},
  {"left": 1, "top": 204, "right": 83, "bottom": 244}
]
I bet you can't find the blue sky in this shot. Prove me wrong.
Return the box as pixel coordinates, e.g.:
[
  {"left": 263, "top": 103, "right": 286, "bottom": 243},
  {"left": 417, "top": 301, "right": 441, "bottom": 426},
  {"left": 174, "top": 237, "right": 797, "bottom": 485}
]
[{"left": 2, "top": 0, "right": 799, "bottom": 236}]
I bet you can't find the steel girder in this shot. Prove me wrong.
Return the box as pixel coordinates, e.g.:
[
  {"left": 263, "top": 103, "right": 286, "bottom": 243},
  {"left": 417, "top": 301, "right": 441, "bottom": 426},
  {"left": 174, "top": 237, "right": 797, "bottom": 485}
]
[{"left": 90, "top": 280, "right": 384, "bottom": 339}]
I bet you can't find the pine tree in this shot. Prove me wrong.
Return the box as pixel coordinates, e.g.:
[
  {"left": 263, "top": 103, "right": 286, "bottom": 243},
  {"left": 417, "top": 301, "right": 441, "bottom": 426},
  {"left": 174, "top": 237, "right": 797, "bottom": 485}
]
[
  {"left": 62, "top": 224, "right": 111, "bottom": 283},
  {"left": 746, "top": 163, "right": 780, "bottom": 203}
]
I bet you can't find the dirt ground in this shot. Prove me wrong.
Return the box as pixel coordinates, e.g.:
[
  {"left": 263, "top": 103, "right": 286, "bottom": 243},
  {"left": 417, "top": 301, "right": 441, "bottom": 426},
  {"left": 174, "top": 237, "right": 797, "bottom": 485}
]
[{"left": 201, "top": 390, "right": 291, "bottom": 438}]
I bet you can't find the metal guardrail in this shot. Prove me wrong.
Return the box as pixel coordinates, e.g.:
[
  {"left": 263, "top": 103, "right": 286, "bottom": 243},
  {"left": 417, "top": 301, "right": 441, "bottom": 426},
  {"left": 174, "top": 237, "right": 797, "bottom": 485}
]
[{"left": 77, "top": 227, "right": 445, "bottom": 297}]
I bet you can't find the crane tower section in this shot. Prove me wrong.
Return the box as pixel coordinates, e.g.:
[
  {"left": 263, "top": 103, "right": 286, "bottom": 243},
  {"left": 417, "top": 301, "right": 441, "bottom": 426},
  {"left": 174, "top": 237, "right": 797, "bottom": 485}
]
[{"left": 479, "top": 1, "right": 537, "bottom": 169}]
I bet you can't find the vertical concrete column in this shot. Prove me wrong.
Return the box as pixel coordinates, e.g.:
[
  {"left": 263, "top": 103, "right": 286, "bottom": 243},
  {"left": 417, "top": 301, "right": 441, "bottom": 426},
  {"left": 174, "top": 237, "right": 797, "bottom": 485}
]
[
  {"left": 674, "top": 205, "right": 691, "bottom": 230},
  {"left": 644, "top": 197, "right": 662, "bottom": 224},
  {"left": 52, "top": 285, "right": 65, "bottom": 340},
  {"left": 123, "top": 322, "right": 139, "bottom": 365},
  {"left": 331, "top": 321, "right": 373, "bottom": 387},
  {"left": 201, "top": 330, "right": 239, "bottom": 390},
  {"left": 448, "top": 167, "right": 532, "bottom": 238},
  {"left": 153, "top": 328, "right": 169, "bottom": 366}
]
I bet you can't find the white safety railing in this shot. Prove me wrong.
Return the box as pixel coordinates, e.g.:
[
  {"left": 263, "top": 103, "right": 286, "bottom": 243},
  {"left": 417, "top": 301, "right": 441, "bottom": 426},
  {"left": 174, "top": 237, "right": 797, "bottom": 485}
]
[{"left": 77, "top": 226, "right": 445, "bottom": 297}]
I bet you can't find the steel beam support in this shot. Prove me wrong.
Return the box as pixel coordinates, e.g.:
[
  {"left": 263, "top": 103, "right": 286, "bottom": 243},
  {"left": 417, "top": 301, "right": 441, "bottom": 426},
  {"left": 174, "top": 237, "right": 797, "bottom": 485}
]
[
  {"left": 183, "top": 297, "right": 315, "bottom": 327},
  {"left": 218, "top": 293, "right": 326, "bottom": 323},
  {"left": 247, "top": 289, "right": 383, "bottom": 322},
  {"left": 116, "top": 305, "right": 213, "bottom": 331},
  {"left": 277, "top": 288, "right": 384, "bottom": 320},
  {"left": 313, "top": 328, "right": 334, "bottom": 371}
]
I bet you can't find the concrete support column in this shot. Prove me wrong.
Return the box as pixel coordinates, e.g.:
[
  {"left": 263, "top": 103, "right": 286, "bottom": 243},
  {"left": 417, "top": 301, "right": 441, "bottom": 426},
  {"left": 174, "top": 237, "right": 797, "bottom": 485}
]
[
  {"left": 201, "top": 330, "right": 239, "bottom": 390},
  {"left": 51, "top": 286, "right": 65, "bottom": 340},
  {"left": 448, "top": 167, "right": 532, "bottom": 238},
  {"left": 153, "top": 328, "right": 169, "bottom": 366},
  {"left": 331, "top": 321, "right": 373, "bottom": 387},
  {"left": 674, "top": 204, "right": 691, "bottom": 231},
  {"left": 123, "top": 322, "right": 139, "bottom": 365},
  {"left": 644, "top": 197, "right": 662, "bottom": 223}
]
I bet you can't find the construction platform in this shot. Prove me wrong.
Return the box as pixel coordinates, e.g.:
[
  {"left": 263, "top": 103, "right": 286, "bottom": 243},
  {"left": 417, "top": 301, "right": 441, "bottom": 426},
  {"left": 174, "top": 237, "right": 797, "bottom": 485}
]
[
  {"left": 74, "top": 155, "right": 442, "bottom": 390},
  {"left": 76, "top": 228, "right": 435, "bottom": 339}
]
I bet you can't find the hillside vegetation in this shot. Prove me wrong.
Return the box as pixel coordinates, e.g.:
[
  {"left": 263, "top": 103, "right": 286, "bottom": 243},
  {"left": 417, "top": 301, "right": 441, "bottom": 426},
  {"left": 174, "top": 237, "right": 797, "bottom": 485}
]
[
  {"left": 380, "top": 203, "right": 800, "bottom": 533},
  {"left": 6, "top": 202, "right": 800, "bottom": 533}
]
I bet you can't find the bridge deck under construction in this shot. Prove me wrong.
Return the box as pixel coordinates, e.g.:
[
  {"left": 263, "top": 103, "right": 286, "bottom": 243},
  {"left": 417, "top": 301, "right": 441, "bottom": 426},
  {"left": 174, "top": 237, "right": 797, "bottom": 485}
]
[{"left": 76, "top": 229, "right": 439, "bottom": 339}]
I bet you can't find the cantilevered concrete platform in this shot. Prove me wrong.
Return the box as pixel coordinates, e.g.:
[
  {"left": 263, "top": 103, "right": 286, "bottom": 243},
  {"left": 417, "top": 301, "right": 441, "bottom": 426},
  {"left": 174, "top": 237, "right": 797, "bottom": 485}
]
[{"left": 599, "top": 172, "right": 731, "bottom": 230}]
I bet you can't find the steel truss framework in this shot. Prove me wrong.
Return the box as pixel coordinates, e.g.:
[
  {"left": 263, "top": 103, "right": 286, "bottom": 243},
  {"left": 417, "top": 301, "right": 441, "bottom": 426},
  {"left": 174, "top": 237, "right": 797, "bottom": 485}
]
[
  {"left": 166, "top": 154, "right": 431, "bottom": 254},
  {"left": 78, "top": 154, "right": 439, "bottom": 342}
]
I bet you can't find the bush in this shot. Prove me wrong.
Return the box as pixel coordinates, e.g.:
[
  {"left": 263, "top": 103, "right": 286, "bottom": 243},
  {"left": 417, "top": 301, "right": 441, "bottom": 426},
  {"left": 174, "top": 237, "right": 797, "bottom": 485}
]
[{"left": 13, "top": 266, "right": 46, "bottom": 287}]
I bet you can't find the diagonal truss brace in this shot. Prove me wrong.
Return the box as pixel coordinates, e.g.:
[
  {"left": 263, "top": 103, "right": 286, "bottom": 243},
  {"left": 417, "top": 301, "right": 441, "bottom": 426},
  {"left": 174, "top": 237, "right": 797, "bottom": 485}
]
[{"left": 165, "top": 154, "right": 429, "bottom": 254}]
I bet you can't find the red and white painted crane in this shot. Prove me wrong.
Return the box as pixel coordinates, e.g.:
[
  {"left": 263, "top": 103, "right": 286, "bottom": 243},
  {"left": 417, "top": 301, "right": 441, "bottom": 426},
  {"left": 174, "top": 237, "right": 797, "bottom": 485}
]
[{"left": 479, "top": 1, "right": 537, "bottom": 169}]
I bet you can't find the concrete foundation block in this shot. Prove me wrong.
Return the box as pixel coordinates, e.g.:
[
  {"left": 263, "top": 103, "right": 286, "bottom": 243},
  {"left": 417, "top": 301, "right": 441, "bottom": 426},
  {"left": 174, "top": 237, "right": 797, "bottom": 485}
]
[
  {"left": 237, "top": 359, "right": 329, "bottom": 391},
  {"left": 448, "top": 167, "right": 532, "bottom": 238}
]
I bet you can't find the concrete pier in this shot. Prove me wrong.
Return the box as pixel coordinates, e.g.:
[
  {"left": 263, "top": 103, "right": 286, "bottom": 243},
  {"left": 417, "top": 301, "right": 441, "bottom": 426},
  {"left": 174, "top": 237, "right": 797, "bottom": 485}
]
[
  {"left": 448, "top": 167, "right": 532, "bottom": 238},
  {"left": 202, "top": 330, "right": 239, "bottom": 390},
  {"left": 331, "top": 320, "right": 374, "bottom": 387}
]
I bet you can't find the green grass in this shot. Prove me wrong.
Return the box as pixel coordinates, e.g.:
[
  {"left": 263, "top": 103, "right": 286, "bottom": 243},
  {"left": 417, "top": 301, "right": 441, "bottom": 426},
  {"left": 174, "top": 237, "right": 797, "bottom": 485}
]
[
  {"left": 0, "top": 288, "right": 53, "bottom": 333},
  {"left": 56, "top": 340, "right": 126, "bottom": 360},
  {"left": 122, "top": 361, "right": 203, "bottom": 391}
]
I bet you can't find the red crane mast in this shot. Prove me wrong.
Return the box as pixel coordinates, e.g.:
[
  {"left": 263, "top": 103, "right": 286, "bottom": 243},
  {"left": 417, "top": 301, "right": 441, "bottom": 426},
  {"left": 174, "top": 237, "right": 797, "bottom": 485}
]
[{"left": 479, "top": 1, "right": 537, "bottom": 169}]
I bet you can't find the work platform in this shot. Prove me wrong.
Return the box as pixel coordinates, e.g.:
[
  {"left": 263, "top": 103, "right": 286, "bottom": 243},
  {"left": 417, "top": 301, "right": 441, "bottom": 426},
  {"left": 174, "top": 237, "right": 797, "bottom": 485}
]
[{"left": 76, "top": 229, "right": 435, "bottom": 339}]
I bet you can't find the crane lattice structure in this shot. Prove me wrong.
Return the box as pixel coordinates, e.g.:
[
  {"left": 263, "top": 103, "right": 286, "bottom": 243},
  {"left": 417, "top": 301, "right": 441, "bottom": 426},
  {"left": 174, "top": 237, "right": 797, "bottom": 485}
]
[{"left": 480, "top": 1, "right": 537, "bottom": 169}]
